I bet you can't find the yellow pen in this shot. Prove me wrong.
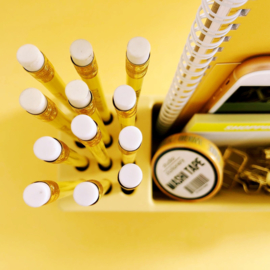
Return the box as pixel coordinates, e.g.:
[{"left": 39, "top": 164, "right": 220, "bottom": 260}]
[
  {"left": 118, "top": 164, "right": 143, "bottom": 194},
  {"left": 65, "top": 80, "right": 112, "bottom": 147},
  {"left": 126, "top": 37, "right": 151, "bottom": 102},
  {"left": 73, "top": 179, "right": 112, "bottom": 206},
  {"left": 113, "top": 85, "right": 137, "bottom": 129},
  {"left": 33, "top": 136, "right": 89, "bottom": 171},
  {"left": 118, "top": 126, "right": 142, "bottom": 165},
  {"left": 71, "top": 115, "right": 112, "bottom": 171},
  {"left": 70, "top": 39, "right": 112, "bottom": 124},
  {"left": 23, "top": 180, "right": 83, "bottom": 208},
  {"left": 16, "top": 44, "right": 73, "bottom": 114},
  {"left": 19, "top": 88, "right": 74, "bottom": 138}
]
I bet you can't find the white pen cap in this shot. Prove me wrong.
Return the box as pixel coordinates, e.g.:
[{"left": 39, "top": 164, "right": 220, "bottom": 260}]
[
  {"left": 23, "top": 182, "right": 51, "bottom": 207},
  {"left": 70, "top": 39, "right": 94, "bottom": 67},
  {"left": 119, "top": 164, "right": 143, "bottom": 189},
  {"left": 71, "top": 115, "right": 97, "bottom": 141},
  {"left": 119, "top": 126, "right": 142, "bottom": 151},
  {"left": 73, "top": 182, "right": 99, "bottom": 206},
  {"left": 127, "top": 37, "right": 151, "bottom": 65},
  {"left": 34, "top": 136, "right": 62, "bottom": 162},
  {"left": 19, "top": 88, "right": 47, "bottom": 115},
  {"left": 113, "top": 85, "right": 136, "bottom": 111},
  {"left": 16, "top": 44, "right": 45, "bottom": 72},
  {"left": 65, "top": 80, "right": 91, "bottom": 108}
]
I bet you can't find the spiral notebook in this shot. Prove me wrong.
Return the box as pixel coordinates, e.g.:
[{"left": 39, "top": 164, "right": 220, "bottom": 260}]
[{"left": 156, "top": 0, "right": 249, "bottom": 134}]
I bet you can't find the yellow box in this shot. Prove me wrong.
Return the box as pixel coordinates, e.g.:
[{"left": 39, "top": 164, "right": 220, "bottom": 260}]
[{"left": 183, "top": 114, "right": 270, "bottom": 147}]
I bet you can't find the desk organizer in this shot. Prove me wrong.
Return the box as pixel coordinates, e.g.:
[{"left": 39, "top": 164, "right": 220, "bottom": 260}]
[{"left": 58, "top": 96, "right": 270, "bottom": 212}]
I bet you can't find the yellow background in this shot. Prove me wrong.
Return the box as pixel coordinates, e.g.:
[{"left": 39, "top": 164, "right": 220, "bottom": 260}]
[{"left": 1, "top": 0, "right": 270, "bottom": 269}]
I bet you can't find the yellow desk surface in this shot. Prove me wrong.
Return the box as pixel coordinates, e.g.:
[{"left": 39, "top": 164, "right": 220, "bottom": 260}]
[{"left": 1, "top": 0, "right": 270, "bottom": 269}]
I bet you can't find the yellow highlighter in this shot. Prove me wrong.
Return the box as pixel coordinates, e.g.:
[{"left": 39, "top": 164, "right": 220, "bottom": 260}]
[
  {"left": 126, "top": 37, "right": 151, "bottom": 102},
  {"left": 73, "top": 179, "right": 112, "bottom": 206},
  {"left": 23, "top": 180, "right": 84, "bottom": 208},
  {"left": 65, "top": 80, "right": 112, "bottom": 147},
  {"left": 16, "top": 44, "right": 73, "bottom": 114},
  {"left": 118, "top": 126, "right": 142, "bottom": 165},
  {"left": 113, "top": 85, "right": 137, "bottom": 130},
  {"left": 118, "top": 164, "right": 143, "bottom": 195},
  {"left": 33, "top": 136, "right": 89, "bottom": 171},
  {"left": 70, "top": 39, "right": 112, "bottom": 124},
  {"left": 19, "top": 88, "right": 75, "bottom": 138},
  {"left": 71, "top": 115, "right": 112, "bottom": 171}
]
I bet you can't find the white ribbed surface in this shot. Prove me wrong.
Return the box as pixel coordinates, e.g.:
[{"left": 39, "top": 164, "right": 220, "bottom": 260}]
[{"left": 157, "top": 0, "right": 247, "bottom": 134}]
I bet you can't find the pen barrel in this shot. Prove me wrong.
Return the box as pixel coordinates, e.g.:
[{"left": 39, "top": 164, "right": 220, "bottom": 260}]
[
  {"left": 49, "top": 140, "right": 88, "bottom": 168},
  {"left": 57, "top": 180, "right": 85, "bottom": 199},
  {"left": 91, "top": 110, "right": 111, "bottom": 145},
  {"left": 27, "top": 53, "right": 73, "bottom": 113},
  {"left": 34, "top": 97, "right": 73, "bottom": 138},
  {"left": 126, "top": 55, "right": 150, "bottom": 100},
  {"left": 64, "top": 149, "right": 89, "bottom": 167},
  {"left": 117, "top": 175, "right": 139, "bottom": 191},
  {"left": 89, "top": 143, "right": 111, "bottom": 168},
  {"left": 70, "top": 99, "right": 111, "bottom": 145},
  {"left": 118, "top": 143, "right": 138, "bottom": 165},
  {"left": 114, "top": 103, "right": 137, "bottom": 129},
  {"left": 77, "top": 127, "right": 111, "bottom": 168},
  {"left": 72, "top": 54, "right": 111, "bottom": 122},
  {"left": 126, "top": 76, "right": 144, "bottom": 100},
  {"left": 122, "top": 152, "right": 137, "bottom": 165},
  {"left": 88, "top": 179, "right": 111, "bottom": 198}
]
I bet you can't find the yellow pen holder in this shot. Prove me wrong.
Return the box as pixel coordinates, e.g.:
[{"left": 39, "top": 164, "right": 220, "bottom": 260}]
[{"left": 57, "top": 96, "right": 270, "bottom": 212}]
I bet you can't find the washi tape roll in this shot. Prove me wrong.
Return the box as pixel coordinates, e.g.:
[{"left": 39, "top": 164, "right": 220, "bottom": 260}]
[{"left": 151, "top": 133, "right": 223, "bottom": 202}]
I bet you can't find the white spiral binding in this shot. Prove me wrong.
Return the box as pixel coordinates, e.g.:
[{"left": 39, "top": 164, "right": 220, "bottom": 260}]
[{"left": 157, "top": 0, "right": 247, "bottom": 134}]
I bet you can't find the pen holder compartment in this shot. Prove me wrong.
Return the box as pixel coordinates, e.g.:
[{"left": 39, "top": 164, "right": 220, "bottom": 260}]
[
  {"left": 58, "top": 96, "right": 153, "bottom": 211},
  {"left": 58, "top": 96, "right": 270, "bottom": 212}
]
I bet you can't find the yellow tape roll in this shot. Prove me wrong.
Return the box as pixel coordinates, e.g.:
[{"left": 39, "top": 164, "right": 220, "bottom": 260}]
[{"left": 152, "top": 133, "right": 223, "bottom": 202}]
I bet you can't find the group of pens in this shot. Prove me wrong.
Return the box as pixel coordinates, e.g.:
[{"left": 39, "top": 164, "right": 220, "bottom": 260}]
[{"left": 18, "top": 37, "right": 151, "bottom": 208}]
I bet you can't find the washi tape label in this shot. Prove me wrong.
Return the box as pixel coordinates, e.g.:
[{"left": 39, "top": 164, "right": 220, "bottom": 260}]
[{"left": 154, "top": 148, "right": 217, "bottom": 199}]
